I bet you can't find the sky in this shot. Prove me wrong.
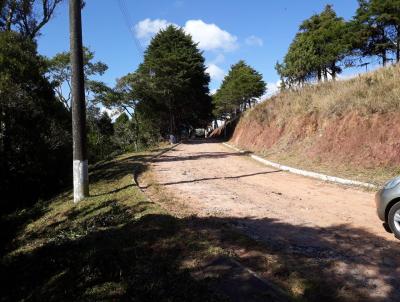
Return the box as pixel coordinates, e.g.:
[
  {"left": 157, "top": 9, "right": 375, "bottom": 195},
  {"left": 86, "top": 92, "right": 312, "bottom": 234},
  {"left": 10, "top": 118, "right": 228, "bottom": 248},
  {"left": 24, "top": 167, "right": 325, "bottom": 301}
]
[{"left": 38, "top": 0, "right": 363, "bottom": 96}]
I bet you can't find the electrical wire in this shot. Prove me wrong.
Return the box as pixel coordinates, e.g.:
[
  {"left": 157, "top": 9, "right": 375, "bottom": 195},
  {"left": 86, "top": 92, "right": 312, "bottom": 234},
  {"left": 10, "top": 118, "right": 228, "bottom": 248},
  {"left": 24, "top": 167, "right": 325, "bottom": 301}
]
[{"left": 116, "top": 0, "right": 144, "bottom": 55}]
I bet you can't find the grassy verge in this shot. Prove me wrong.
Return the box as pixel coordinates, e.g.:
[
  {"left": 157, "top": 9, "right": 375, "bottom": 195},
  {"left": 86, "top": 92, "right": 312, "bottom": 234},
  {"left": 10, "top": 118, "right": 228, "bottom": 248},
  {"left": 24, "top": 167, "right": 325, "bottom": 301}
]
[
  {"left": 0, "top": 149, "right": 229, "bottom": 302},
  {"left": 257, "top": 148, "right": 399, "bottom": 187}
]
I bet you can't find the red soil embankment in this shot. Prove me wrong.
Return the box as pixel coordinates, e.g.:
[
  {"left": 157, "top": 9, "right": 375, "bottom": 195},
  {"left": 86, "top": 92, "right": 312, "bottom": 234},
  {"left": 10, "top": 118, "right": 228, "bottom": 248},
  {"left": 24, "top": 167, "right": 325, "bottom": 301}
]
[{"left": 230, "top": 111, "right": 400, "bottom": 178}]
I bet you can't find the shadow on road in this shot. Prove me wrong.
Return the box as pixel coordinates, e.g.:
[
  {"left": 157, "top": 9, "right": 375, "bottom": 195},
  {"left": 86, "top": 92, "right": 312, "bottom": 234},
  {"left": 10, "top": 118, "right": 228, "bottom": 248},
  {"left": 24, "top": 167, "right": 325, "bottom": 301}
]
[
  {"left": 2, "top": 206, "right": 399, "bottom": 301},
  {"left": 142, "top": 170, "right": 282, "bottom": 188},
  {"left": 153, "top": 151, "right": 251, "bottom": 163}
]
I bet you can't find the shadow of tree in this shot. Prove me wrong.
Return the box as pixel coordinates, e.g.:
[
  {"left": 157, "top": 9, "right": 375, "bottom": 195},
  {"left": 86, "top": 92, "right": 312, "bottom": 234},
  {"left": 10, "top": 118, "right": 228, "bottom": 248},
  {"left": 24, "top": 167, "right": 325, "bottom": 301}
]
[
  {"left": 2, "top": 204, "right": 399, "bottom": 301},
  {"left": 220, "top": 216, "right": 400, "bottom": 302},
  {"left": 1, "top": 201, "right": 229, "bottom": 302},
  {"left": 142, "top": 170, "right": 282, "bottom": 188},
  {"left": 153, "top": 151, "right": 251, "bottom": 164},
  {"left": 90, "top": 153, "right": 151, "bottom": 183},
  {"left": 0, "top": 198, "right": 54, "bottom": 258}
]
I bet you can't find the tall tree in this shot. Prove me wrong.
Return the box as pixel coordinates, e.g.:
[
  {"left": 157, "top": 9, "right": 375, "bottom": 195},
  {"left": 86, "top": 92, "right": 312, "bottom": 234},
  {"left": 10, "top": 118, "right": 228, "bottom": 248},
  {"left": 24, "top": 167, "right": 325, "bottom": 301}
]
[
  {"left": 132, "top": 25, "right": 211, "bottom": 135},
  {"left": 47, "top": 47, "right": 108, "bottom": 111},
  {"left": 351, "top": 0, "right": 400, "bottom": 65},
  {"left": 0, "top": 31, "right": 71, "bottom": 211},
  {"left": 277, "top": 5, "right": 350, "bottom": 86},
  {"left": 0, "top": 0, "right": 62, "bottom": 39},
  {"left": 214, "top": 60, "right": 266, "bottom": 118},
  {"left": 86, "top": 108, "right": 115, "bottom": 162}
]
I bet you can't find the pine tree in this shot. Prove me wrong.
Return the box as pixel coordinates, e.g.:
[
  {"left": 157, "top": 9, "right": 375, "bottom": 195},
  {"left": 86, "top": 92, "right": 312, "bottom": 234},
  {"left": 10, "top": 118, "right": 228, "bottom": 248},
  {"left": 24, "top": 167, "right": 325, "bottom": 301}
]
[
  {"left": 277, "top": 5, "right": 350, "bottom": 86},
  {"left": 352, "top": 0, "right": 400, "bottom": 65},
  {"left": 133, "top": 25, "right": 211, "bottom": 135},
  {"left": 213, "top": 60, "right": 266, "bottom": 118}
]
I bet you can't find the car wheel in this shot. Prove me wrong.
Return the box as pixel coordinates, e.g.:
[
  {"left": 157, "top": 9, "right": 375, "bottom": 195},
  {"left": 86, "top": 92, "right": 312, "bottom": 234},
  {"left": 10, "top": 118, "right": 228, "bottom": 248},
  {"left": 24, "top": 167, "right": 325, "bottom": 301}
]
[{"left": 388, "top": 202, "right": 400, "bottom": 239}]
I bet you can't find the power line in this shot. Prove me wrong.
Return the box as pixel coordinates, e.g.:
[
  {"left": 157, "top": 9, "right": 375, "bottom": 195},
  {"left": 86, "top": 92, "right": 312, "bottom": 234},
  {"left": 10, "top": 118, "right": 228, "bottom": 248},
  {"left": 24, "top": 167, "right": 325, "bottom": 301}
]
[{"left": 116, "top": 0, "right": 144, "bottom": 55}]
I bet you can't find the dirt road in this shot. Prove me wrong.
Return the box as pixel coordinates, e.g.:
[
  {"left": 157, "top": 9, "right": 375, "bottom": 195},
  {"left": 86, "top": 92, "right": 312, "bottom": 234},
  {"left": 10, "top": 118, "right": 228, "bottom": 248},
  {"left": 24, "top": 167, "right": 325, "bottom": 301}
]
[{"left": 147, "top": 140, "right": 400, "bottom": 301}]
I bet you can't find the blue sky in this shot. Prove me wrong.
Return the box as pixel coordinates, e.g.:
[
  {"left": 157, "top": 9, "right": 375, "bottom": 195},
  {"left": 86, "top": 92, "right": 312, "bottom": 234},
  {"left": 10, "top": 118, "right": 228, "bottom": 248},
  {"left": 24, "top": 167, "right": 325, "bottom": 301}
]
[{"left": 38, "top": 0, "right": 362, "bottom": 95}]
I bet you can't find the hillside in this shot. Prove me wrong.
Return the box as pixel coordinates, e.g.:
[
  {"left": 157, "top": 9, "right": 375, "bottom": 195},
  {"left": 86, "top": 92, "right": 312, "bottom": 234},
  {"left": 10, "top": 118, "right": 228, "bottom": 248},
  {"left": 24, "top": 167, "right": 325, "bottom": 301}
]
[{"left": 230, "top": 65, "right": 400, "bottom": 185}]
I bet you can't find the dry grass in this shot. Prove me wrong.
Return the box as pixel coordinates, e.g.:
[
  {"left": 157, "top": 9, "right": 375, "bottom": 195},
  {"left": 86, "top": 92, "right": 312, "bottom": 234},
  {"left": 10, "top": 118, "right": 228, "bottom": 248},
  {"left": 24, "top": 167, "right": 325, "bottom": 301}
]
[
  {"left": 259, "top": 148, "right": 400, "bottom": 187},
  {"left": 252, "top": 64, "right": 400, "bottom": 125}
]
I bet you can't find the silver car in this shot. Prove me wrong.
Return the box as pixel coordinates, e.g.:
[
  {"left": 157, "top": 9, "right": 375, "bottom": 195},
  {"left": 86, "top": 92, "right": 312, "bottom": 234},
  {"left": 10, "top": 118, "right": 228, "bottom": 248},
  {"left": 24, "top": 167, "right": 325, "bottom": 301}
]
[{"left": 375, "top": 176, "right": 400, "bottom": 239}]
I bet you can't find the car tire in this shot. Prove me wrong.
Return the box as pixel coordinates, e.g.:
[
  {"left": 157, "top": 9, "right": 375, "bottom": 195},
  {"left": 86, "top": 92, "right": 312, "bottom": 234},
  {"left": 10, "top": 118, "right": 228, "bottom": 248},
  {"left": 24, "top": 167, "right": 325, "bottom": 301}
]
[{"left": 388, "top": 202, "right": 400, "bottom": 239}]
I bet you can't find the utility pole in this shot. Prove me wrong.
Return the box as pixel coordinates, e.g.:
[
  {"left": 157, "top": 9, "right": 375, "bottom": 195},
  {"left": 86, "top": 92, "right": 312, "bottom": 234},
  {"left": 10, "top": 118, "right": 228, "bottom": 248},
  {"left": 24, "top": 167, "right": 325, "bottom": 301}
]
[{"left": 69, "top": 0, "right": 89, "bottom": 203}]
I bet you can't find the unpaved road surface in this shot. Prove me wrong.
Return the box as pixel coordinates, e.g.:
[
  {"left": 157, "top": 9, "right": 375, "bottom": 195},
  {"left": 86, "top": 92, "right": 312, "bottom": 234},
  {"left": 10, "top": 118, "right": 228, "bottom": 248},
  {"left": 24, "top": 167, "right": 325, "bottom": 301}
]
[{"left": 148, "top": 140, "right": 400, "bottom": 301}]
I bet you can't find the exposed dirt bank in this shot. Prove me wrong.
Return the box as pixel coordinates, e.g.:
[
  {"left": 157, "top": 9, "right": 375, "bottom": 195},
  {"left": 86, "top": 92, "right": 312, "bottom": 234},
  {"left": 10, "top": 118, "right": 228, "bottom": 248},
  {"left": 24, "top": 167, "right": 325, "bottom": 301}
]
[{"left": 230, "top": 111, "right": 400, "bottom": 185}]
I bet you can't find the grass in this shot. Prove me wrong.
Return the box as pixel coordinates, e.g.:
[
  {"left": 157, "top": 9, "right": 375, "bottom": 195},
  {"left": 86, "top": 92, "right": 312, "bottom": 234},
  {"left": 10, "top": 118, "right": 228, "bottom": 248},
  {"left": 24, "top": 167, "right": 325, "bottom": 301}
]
[
  {"left": 257, "top": 147, "right": 400, "bottom": 187},
  {"left": 0, "top": 149, "right": 229, "bottom": 302},
  {"left": 252, "top": 64, "right": 400, "bottom": 125}
]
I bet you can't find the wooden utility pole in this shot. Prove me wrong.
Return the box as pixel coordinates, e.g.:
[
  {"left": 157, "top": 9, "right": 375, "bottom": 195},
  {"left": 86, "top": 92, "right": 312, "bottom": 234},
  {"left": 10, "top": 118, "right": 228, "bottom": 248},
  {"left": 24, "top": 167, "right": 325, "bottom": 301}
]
[{"left": 69, "top": 0, "right": 89, "bottom": 202}]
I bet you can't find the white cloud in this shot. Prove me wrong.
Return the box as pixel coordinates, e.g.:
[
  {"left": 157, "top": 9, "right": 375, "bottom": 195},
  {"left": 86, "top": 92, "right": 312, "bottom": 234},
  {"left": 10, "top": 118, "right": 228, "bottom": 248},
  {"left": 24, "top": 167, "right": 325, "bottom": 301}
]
[
  {"left": 206, "top": 63, "right": 225, "bottom": 82},
  {"left": 245, "top": 35, "right": 263, "bottom": 47},
  {"left": 265, "top": 80, "right": 281, "bottom": 98},
  {"left": 134, "top": 19, "right": 238, "bottom": 52},
  {"left": 100, "top": 107, "right": 121, "bottom": 120},
  {"left": 134, "top": 18, "right": 175, "bottom": 43},
  {"left": 184, "top": 20, "right": 238, "bottom": 52},
  {"left": 209, "top": 88, "right": 218, "bottom": 95}
]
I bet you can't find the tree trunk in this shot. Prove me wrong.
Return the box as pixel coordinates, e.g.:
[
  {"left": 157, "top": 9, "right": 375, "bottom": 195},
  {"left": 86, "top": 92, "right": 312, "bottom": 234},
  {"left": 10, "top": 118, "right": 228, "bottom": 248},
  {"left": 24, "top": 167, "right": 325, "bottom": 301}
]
[
  {"left": 133, "top": 111, "right": 140, "bottom": 152},
  {"left": 168, "top": 95, "right": 176, "bottom": 135},
  {"left": 382, "top": 51, "right": 387, "bottom": 66},
  {"left": 317, "top": 69, "right": 322, "bottom": 82},
  {"left": 2, "top": 104, "right": 11, "bottom": 190},
  {"left": 331, "top": 63, "right": 336, "bottom": 81}
]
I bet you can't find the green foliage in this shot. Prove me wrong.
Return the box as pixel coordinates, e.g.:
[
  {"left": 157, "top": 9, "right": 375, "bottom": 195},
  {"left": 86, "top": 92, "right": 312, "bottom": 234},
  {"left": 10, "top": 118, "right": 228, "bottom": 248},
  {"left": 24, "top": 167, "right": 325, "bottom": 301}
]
[
  {"left": 94, "top": 73, "right": 161, "bottom": 151},
  {"left": 213, "top": 60, "right": 266, "bottom": 118},
  {"left": 86, "top": 107, "right": 116, "bottom": 163},
  {"left": 277, "top": 5, "right": 350, "bottom": 86},
  {"left": 0, "top": 31, "right": 72, "bottom": 211},
  {"left": 278, "top": 1, "right": 400, "bottom": 88},
  {"left": 113, "top": 113, "right": 135, "bottom": 151},
  {"left": 0, "top": 0, "right": 62, "bottom": 39},
  {"left": 47, "top": 47, "right": 108, "bottom": 110},
  {"left": 132, "top": 25, "right": 212, "bottom": 134},
  {"left": 351, "top": 0, "right": 400, "bottom": 65}
]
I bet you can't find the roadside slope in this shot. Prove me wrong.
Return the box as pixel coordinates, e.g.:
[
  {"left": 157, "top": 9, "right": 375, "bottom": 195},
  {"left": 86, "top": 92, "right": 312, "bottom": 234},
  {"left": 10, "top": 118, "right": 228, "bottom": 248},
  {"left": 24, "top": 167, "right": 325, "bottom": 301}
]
[
  {"left": 0, "top": 150, "right": 228, "bottom": 301},
  {"left": 230, "top": 65, "right": 400, "bottom": 185}
]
